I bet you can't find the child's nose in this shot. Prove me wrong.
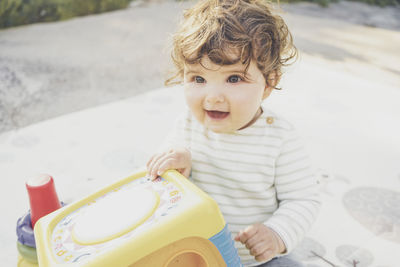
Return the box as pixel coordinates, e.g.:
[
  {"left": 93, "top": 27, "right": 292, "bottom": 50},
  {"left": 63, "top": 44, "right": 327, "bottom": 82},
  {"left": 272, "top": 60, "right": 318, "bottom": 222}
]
[{"left": 205, "top": 90, "right": 225, "bottom": 104}]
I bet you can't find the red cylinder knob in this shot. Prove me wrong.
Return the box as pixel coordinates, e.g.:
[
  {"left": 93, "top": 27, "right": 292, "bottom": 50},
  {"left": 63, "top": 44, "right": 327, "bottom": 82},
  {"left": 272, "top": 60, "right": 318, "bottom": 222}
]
[{"left": 26, "top": 174, "right": 61, "bottom": 228}]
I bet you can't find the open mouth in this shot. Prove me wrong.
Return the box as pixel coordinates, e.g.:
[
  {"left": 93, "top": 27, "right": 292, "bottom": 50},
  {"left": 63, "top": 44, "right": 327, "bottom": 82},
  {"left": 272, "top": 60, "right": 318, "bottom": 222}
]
[{"left": 206, "top": 110, "right": 230, "bottom": 119}]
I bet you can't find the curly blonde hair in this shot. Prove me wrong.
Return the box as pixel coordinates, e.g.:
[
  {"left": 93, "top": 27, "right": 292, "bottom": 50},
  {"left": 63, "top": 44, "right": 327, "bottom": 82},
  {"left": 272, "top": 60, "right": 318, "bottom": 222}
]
[{"left": 165, "top": 0, "right": 297, "bottom": 88}]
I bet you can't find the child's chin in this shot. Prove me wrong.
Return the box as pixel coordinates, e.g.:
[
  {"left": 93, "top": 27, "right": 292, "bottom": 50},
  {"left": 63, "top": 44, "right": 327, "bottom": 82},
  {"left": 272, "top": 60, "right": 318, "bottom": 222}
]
[{"left": 206, "top": 125, "right": 232, "bottom": 134}]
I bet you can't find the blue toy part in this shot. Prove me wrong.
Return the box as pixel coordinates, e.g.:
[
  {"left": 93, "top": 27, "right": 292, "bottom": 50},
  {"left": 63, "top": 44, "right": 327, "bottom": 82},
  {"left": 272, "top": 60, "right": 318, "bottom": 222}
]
[
  {"left": 16, "top": 202, "right": 67, "bottom": 248},
  {"left": 209, "top": 224, "right": 243, "bottom": 267},
  {"left": 16, "top": 212, "right": 36, "bottom": 248}
]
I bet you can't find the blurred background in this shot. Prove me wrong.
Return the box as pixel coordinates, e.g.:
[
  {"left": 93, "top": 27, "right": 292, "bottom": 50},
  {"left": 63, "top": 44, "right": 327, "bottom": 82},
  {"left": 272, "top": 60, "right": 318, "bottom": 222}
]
[{"left": 0, "top": 0, "right": 399, "bottom": 134}]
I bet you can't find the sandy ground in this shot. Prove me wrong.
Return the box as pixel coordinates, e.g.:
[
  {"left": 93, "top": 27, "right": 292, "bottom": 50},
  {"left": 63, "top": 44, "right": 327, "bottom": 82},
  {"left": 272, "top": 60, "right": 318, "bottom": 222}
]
[{"left": 0, "top": 0, "right": 399, "bottom": 134}]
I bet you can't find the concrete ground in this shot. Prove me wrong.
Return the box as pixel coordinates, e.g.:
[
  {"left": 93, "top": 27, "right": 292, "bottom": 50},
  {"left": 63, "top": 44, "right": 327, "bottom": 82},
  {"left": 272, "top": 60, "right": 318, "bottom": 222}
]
[
  {"left": 0, "top": 0, "right": 399, "bottom": 134},
  {"left": 1, "top": 0, "right": 400, "bottom": 266}
]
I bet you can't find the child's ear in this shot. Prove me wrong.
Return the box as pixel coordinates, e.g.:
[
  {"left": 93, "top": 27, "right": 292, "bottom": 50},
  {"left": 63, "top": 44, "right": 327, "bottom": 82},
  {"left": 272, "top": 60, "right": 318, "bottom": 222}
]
[
  {"left": 263, "top": 71, "right": 279, "bottom": 99},
  {"left": 263, "top": 85, "right": 273, "bottom": 100}
]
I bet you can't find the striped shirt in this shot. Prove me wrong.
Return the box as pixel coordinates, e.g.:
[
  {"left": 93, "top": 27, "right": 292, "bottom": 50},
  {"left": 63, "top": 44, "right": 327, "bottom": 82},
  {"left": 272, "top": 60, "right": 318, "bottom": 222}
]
[{"left": 165, "top": 105, "right": 320, "bottom": 266}]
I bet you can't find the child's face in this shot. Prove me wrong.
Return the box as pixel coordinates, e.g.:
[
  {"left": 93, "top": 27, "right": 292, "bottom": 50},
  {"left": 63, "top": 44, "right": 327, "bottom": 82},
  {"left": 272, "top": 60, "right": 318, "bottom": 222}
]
[{"left": 184, "top": 55, "right": 272, "bottom": 133}]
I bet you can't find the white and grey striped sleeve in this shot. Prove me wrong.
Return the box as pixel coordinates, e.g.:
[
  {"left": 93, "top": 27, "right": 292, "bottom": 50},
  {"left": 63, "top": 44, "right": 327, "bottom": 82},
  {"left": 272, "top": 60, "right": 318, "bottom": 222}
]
[{"left": 264, "top": 127, "right": 321, "bottom": 254}]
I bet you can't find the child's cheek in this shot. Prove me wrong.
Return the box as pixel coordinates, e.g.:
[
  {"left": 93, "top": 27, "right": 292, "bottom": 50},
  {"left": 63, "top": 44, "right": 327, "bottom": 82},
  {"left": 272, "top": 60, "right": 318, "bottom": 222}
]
[
  {"left": 183, "top": 91, "right": 201, "bottom": 119},
  {"left": 185, "top": 88, "right": 202, "bottom": 105}
]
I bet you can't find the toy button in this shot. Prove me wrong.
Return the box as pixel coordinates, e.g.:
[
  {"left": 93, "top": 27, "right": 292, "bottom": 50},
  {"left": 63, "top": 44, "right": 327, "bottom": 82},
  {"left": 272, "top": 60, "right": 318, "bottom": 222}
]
[
  {"left": 72, "top": 188, "right": 159, "bottom": 245},
  {"left": 266, "top": 117, "right": 274, "bottom": 124}
]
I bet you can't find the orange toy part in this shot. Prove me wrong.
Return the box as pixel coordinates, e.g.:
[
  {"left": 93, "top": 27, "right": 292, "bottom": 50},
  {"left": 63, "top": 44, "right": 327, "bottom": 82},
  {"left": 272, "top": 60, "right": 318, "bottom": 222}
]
[{"left": 130, "top": 236, "right": 226, "bottom": 267}]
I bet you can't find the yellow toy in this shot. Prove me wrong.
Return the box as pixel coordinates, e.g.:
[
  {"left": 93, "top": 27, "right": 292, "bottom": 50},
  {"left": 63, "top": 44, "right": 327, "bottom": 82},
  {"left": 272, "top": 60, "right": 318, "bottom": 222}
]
[{"left": 34, "top": 170, "right": 242, "bottom": 266}]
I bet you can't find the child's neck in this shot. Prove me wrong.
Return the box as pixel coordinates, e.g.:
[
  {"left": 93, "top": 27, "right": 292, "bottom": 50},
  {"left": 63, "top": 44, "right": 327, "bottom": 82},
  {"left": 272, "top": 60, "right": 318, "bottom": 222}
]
[{"left": 238, "top": 107, "right": 263, "bottom": 131}]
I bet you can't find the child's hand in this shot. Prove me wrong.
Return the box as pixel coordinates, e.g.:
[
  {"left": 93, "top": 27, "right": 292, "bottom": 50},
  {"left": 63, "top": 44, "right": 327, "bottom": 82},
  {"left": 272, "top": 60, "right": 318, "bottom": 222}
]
[
  {"left": 146, "top": 147, "right": 191, "bottom": 180},
  {"left": 234, "top": 223, "right": 286, "bottom": 262}
]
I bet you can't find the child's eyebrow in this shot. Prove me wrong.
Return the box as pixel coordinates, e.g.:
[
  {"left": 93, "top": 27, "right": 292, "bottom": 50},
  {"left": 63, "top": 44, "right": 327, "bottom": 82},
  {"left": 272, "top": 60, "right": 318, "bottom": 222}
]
[
  {"left": 184, "top": 70, "right": 200, "bottom": 75},
  {"left": 222, "top": 69, "right": 253, "bottom": 80},
  {"left": 185, "top": 69, "right": 247, "bottom": 75}
]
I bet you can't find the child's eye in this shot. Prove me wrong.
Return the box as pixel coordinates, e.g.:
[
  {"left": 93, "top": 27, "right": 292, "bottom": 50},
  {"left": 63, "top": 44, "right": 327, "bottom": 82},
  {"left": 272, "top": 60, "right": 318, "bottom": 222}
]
[
  {"left": 227, "top": 75, "right": 243, "bottom": 83},
  {"left": 194, "top": 76, "right": 205, "bottom": 83}
]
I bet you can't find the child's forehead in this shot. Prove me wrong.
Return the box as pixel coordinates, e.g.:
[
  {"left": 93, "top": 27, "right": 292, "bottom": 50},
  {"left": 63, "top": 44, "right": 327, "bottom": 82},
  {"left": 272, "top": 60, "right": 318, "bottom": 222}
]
[{"left": 184, "top": 56, "right": 248, "bottom": 73}]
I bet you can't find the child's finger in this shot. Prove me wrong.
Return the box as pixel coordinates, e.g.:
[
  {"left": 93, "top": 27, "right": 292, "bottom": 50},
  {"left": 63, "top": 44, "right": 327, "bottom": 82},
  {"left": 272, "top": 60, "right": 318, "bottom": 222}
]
[
  {"left": 244, "top": 224, "right": 258, "bottom": 235},
  {"left": 244, "top": 232, "right": 261, "bottom": 250},
  {"left": 249, "top": 242, "right": 269, "bottom": 258},
  {"left": 146, "top": 153, "right": 159, "bottom": 170},
  {"left": 146, "top": 151, "right": 164, "bottom": 165},
  {"left": 255, "top": 249, "right": 274, "bottom": 262},
  {"left": 180, "top": 167, "right": 191, "bottom": 178},
  {"left": 236, "top": 225, "right": 257, "bottom": 244},
  {"left": 234, "top": 232, "right": 241, "bottom": 242},
  {"left": 147, "top": 152, "right": 167, "bottom": 179},
  {"left": 149, "top": 153, "right": 174, "bottom": 179},
  {"left": 157, "top": 158, "right": 176, "bottom": 176},
  {"left": 146, "top": 154, "right": 158, "bottom": 170}
]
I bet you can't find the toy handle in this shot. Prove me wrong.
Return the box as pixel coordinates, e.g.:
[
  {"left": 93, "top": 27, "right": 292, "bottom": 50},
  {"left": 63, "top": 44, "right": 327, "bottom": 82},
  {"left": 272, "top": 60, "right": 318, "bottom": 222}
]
[
  {"left": 210, "top": 224, "right": 243, "bottom": 267},
  {"left": 26, "top": 174, "right": 61, "bottom": 228}
]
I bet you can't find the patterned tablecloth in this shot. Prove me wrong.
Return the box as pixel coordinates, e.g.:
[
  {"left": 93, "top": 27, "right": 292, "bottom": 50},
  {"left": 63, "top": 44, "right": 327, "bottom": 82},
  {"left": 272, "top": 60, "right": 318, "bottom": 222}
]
[{"left": 1, "top": 70, "right": 399, "bottom": 266}]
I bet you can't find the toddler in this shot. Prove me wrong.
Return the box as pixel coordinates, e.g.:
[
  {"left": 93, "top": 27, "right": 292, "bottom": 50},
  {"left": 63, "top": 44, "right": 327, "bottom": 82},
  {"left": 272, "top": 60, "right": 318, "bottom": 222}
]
[{"left": 147, "top": 0, "right": 320, "bottom": 266}]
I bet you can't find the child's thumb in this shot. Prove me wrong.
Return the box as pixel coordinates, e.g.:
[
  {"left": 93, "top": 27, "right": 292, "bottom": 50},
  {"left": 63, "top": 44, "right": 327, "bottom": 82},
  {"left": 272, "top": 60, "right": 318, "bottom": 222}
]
[{"left": 234, "top": 231, "right": 242, "bottom": 241}]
